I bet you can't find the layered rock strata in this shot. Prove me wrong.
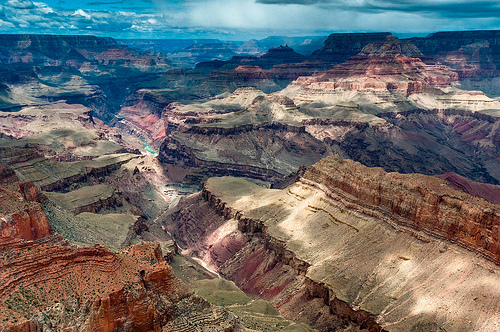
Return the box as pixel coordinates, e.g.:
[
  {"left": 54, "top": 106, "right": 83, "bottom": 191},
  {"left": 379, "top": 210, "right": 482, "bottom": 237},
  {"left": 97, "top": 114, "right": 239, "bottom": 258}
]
[
  {"left": 0, "top": 240, "right": 240, "bottom": 331},
  {"left": 0, "top": 164, "right": 51, "bottom": 242},
  {"left": 406, "top": 30, "right": 500, "bottom": 79},
  {"left": 167, "top": 156, "right": 500, "bottom": 331},
  {"left": 158, "top": 36, "right": 500, "bottom": 185},
  {"left": 0, "top": 147, "right": 138, "bottom": 192},
  {"left": 437, "top": 172, "right": 500, "bottom": 205}
]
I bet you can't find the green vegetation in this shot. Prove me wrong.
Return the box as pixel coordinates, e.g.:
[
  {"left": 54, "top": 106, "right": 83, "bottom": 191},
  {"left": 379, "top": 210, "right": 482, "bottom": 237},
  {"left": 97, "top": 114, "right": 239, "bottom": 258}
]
[
  {"left": 43, "top": 199, "right": 138, "bottom": 250},
  {"left": 190, "top": 279, "right": 251, "bottom": 306},
  {"left": 44, "top": 184, "right": 115, "bottom": 213},
  {"left": 171, "top": 255, "right": 317, "bottom": 332}
]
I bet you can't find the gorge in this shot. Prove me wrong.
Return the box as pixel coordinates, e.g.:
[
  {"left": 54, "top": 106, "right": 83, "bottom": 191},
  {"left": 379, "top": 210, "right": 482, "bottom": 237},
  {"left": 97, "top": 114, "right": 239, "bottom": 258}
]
[{"left": 2, "top": 29, "right": 500, "bottom": 331}]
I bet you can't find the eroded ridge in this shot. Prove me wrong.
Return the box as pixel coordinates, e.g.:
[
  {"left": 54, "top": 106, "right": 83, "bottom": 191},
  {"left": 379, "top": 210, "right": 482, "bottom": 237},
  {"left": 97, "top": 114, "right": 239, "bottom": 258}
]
[
  {"left": 304, "top": 155, "right": 500, "bottom": 263},
  {"left": 0, "top": 239, "right": 240, "bottom": 331},
  {"left": 167, "top": 157, "right": 500, "bottom": 331}
]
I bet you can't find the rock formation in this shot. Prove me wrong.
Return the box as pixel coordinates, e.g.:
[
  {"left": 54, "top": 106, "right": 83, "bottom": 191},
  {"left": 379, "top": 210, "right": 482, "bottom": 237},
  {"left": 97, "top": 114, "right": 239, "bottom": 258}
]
[
  {"left": 0, "top": 34, "right": 170, "bottom": 72},
  {"left": 0, "top": 164, "right": 51, "bottom": 242},
  {"left": 406, "top": 30, "right": 500, "bottom": 79},
  {"left": 311, "top": 32, "right": 393, "bottom": 64},
  {"left": 437, "top": 172, "right": 500, "bottom": 205},
  {"left": 284, "top": 35, "right": 488, "bottom": 110},
  {"left": 0, "top": 239, "right": 240, "bottom": 331},
  {"left": 165, "top": 156, "right": 500, "bottom": 331}
]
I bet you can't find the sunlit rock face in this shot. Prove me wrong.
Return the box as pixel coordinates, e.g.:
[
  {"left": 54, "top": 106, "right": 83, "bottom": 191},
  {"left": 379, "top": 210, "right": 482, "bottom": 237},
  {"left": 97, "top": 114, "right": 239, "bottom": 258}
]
[
  {"left": 283, "top": 35, "right": 488, "bottom": 111},
  {"left": 165, "top": 156, "right": 500, "bottom": 331}
]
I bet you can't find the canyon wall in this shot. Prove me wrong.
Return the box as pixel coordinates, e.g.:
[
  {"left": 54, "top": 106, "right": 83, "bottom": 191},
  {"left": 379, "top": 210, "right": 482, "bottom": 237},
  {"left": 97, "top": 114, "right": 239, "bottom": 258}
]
[
  {"left": 167, "top": 157, "right": 500, "bottom": 331},
  {"left": 0, "top": 164, "right": 51, "bottom": 242},
  {"left": 303, "top": 156, "right": 500, "bottom": 263},
  {"left": 0, "top": 239, "right": 240, "bottom": 331}
]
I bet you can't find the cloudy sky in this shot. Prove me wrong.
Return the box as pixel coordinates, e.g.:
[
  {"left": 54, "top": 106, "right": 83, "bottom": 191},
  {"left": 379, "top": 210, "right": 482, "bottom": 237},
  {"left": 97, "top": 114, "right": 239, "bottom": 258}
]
[{"left": 0, "top": 0, "right": 499, "bottom": 40}]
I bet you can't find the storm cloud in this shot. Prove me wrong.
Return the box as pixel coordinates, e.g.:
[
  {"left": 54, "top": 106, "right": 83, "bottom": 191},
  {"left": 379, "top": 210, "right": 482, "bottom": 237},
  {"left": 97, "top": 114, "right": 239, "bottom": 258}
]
[
  {"left": 256, "top": 0, "right": 500, "bottom": 18},
  {"left": 0, "top": 0, "right": 499, "bottom": 39}
]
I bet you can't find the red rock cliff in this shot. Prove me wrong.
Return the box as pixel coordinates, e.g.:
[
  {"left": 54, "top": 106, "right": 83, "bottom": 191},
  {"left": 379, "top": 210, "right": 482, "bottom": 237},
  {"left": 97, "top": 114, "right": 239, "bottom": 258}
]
[
  {"left": 0, "top": 165, "right": 51, "bottom": 241},
  {"left": 303, "top": 155, "right": 500, "bottom": 263},
  {"left": 0, "top": 239, "right": 239, "bottom": 331}
]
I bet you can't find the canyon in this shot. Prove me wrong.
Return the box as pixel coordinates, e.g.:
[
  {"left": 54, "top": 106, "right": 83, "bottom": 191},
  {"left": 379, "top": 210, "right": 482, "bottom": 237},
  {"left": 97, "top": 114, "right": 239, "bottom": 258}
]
[
  {"left": 165, "top": 156, "right": 500, "bottom": 331},
  {"left": 155, "top": 36, "right": 500, "bottom": 185},
  {"left": 2, "top": 29, "right": 500, "bottom": 331}
]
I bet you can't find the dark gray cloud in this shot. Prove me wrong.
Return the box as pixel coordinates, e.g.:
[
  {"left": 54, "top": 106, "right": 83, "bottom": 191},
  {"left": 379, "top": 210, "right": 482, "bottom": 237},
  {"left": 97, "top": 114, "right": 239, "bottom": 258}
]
[
  {"left": 1, "top": 0, "right": 499, "bottom": 40},
  {"left": 257, "top": 0, "right": 500, "bottom": 18}
]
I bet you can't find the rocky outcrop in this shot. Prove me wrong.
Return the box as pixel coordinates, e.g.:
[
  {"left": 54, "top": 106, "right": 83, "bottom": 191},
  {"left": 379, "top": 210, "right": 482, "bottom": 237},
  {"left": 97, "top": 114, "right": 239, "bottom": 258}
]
[
  {"left": 291, "top": 36, "right": 459, "bottom": 98},
  {"left": 72, "top": 194, "right": 121, "bottom": 216},
  {"left": 311, "top": 32, "right": 393, "bottom": 64},
  {"left": 0, "top": 205, "right": 51, "bottom": 241},
  {"left": 0, "top": 164, "right": 51, "bottom": 242},
  {"left": 304, "top": 156, "right": 500, "bottom": 263},
  {"left": 0, "top": 239, "right": 240, "bottom": 331},
  {"left": 167, "top": 160, "right": 500, "bottom": 331},
  {"left": 159, "top": 127, "right": 326, "bottom": 182},
  {"left": 405, "top": 30, "right": 500, "bottom": 79}
]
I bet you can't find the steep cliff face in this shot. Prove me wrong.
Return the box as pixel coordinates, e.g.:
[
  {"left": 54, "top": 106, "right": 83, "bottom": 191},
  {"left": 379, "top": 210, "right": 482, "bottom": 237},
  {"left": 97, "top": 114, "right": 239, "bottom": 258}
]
[
  {"left": 304, "top": 156, "right": 500, "bottom": 262},
  {"left": 0, "top": 205, "right": 51, "bottom": 241},
  {"left": 406, "top": 30, "right": 500, "bottom": 79},
  {"left": 166, "top": 159, "right": 500, "bottom": 331},
  {"left": 0, "top": 164, "right": 51, "bottom": 242},
  {"left": 286, "top": 36, "right": 460, "bottom": 102},
  {"left": 0, "top": 239, "right": 240, "bottom": 331},
  {"left": 159, "top": 82, "right": 500, "bottom": 185},
  {"left": 311, "top": 32, "right": 393, "bottom": 63},
  {"left": 165, "top": 188, "right": 358, "bottom": 331},
  {"left": 157, "top": 87, "right": 329, "bottom": 181}
]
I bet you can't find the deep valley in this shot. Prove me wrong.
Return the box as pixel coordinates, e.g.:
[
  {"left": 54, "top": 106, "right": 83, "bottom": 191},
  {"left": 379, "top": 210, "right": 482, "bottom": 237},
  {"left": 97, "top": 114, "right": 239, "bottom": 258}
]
[{"left": 2, "top": 29, "right": 500, "bottom": 331}]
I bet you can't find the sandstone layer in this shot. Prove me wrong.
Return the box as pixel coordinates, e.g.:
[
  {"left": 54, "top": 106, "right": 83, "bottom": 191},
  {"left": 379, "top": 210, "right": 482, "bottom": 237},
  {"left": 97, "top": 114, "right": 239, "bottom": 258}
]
[
  {"left": 0, "top": 239, "right": 240, "bottom": 331},
  {"left": 166, "top": 156, "right": 500, "bottom": 331},
  {"left": 0, "top": 164, "right": 51, "bottom": 242}
]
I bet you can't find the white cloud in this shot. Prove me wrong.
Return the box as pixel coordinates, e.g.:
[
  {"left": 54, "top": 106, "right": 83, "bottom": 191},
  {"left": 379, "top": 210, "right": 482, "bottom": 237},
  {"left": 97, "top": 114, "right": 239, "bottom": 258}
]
[
  {"left": 0, "top": 19, "right": 15, "bottom": 28},
  {"left": 33, "top": 2, "right": 54, "bottom": 14},
  {"left": 73, "top": 9, "right": 91, "bottom": 20},
  {"left": 6, "top": 0, "right": 35, "bottom": 9}
]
